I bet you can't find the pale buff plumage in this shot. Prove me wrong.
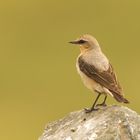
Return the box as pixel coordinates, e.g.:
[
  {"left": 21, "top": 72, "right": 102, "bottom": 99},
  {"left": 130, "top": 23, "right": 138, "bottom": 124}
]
[
  {"left": 76, "top": 35, "right": 112, "bottom": 96},
  {"left": 69, "top": 34, "right": 129, "bottom": 112}
]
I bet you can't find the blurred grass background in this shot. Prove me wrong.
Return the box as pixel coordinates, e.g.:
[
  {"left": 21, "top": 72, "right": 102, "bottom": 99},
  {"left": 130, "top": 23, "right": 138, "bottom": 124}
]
[{"left": 0, "top": 0, "right": 140, "bottom": 139}]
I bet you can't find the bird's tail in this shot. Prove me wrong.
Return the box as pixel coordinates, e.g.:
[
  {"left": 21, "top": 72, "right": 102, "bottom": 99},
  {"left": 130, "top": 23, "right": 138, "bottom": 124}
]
[{"left": 112, "top": 92, "right": 129, "bottom": 103}]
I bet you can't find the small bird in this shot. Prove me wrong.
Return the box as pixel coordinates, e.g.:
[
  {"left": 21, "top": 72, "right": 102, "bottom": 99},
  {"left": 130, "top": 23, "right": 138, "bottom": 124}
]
[{"left": 69, "top": 34, "right": 129, "bottom": 113}]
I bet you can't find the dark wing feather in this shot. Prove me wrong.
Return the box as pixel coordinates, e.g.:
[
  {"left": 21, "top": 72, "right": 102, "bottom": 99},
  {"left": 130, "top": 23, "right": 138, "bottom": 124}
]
[{"left": 78, "top": 56, "right": 129, "bottom": 103}]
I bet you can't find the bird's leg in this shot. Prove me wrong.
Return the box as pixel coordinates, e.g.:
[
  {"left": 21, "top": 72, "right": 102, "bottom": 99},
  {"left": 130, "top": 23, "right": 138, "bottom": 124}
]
[
  {"left": 96, "top": 94, "right": 107, "bottom": 107},
  {"left": 85, "top": 92, "right": 101, "bottom": 113}
]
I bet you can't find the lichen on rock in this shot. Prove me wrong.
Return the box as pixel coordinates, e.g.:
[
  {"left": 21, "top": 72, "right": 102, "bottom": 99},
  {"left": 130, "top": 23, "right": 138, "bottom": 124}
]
[{"left": 39, "top": 105, "right": 140, "bottom": 140}]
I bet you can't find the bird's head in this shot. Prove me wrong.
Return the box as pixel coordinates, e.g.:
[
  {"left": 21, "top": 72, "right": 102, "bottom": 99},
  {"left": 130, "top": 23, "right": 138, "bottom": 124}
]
[{"left": 69, "top": 34, "right": 100, "bottom": 52}]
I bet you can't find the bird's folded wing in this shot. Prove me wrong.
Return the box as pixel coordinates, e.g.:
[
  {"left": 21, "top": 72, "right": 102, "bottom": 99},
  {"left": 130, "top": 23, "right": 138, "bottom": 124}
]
[{"left": 78, "top": 56, "right": 122, "bottom": 95}]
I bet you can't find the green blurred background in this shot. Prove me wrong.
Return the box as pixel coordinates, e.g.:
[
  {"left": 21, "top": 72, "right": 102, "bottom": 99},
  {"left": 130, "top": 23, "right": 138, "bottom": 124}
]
[{"left": 0, "top": 0, "right": 140, "bottom": 139}]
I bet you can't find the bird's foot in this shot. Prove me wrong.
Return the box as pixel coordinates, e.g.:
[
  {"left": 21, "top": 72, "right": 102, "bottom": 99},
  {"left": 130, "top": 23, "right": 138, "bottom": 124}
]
[
  {"left": 84, "top": 107, "right": 99, "bottom": 113},
  {"left": 96, "top": 103, "right": 107, "bottom": 107}
]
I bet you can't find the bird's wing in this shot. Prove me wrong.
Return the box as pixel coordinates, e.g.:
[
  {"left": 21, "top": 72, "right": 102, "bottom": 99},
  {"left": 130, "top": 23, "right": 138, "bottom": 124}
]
[{"left": 78, "top": 56, "right": 122, "bottom": 95}]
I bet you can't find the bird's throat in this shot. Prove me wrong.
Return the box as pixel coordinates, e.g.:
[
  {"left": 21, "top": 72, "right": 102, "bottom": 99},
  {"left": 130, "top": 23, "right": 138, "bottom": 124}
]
[{"left": 80, "top": 46, "right": 89, "bottom": 53}]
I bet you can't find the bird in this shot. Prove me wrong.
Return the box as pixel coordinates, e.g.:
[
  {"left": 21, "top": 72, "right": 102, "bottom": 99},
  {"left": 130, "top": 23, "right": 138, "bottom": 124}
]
[{"left": 69, "top": 34, "right": 129, "bottom": 113}]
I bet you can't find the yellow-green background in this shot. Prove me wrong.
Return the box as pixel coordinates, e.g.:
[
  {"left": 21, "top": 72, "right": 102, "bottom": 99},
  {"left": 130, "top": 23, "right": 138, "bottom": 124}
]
[{"left": 0, "top": 0, "right": 140, "bottom": 139}]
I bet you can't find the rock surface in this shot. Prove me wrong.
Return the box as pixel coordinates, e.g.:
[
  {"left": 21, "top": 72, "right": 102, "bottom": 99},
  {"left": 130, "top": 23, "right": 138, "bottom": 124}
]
[{"left": 39, "top": 105, "right": 140, "bottom": 140}]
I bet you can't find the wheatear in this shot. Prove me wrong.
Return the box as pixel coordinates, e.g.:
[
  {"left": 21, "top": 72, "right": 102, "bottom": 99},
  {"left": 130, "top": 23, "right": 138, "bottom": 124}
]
[{"left": 69, "top": 34, "right": 129, "bottom": 113}]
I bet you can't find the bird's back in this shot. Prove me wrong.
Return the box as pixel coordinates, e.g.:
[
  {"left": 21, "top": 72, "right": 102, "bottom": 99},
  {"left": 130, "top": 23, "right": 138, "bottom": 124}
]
[{"left": 79, "top": 49, "right": 109, "bottom": 72}]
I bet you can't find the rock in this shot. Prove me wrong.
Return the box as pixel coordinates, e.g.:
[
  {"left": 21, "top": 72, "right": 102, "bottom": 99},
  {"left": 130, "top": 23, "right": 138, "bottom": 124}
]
[{"left": 39, "top": 105, "right": 140, "bottom": 140}]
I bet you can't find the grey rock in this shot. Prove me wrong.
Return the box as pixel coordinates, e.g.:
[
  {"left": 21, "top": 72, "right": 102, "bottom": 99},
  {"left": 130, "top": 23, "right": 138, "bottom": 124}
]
[{"left": 39, "top": 105, "right": 140, "bottom": 140}]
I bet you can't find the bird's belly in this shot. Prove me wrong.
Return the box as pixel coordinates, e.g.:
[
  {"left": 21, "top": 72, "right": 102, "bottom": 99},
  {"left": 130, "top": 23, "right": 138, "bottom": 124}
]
[
  {"left": 78, "top": 69, "right": 113, "bottom": 96},
  {"left": 76, "top": 65, "right": 104, "bottom": 93},
  {"left": 81, "top": 72, "right": 103, "bottom": 91}
]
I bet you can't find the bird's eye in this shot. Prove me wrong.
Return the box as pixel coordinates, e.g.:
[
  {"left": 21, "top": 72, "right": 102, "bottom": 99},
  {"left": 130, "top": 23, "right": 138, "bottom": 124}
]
[{"left": 78, "top": 39, "right": 87, "bottom": 44}]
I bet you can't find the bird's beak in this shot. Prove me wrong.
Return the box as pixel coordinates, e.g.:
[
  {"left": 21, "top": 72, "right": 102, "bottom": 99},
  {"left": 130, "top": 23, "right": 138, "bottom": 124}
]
[{"left": 69, "top": 40, "right": 80, "bottom": 44}]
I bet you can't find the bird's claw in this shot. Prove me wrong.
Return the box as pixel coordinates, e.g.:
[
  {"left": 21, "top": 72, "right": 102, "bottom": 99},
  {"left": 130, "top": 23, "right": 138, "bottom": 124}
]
[{"left": 84, "top": 108, "right": 99, "bottom": 113}]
